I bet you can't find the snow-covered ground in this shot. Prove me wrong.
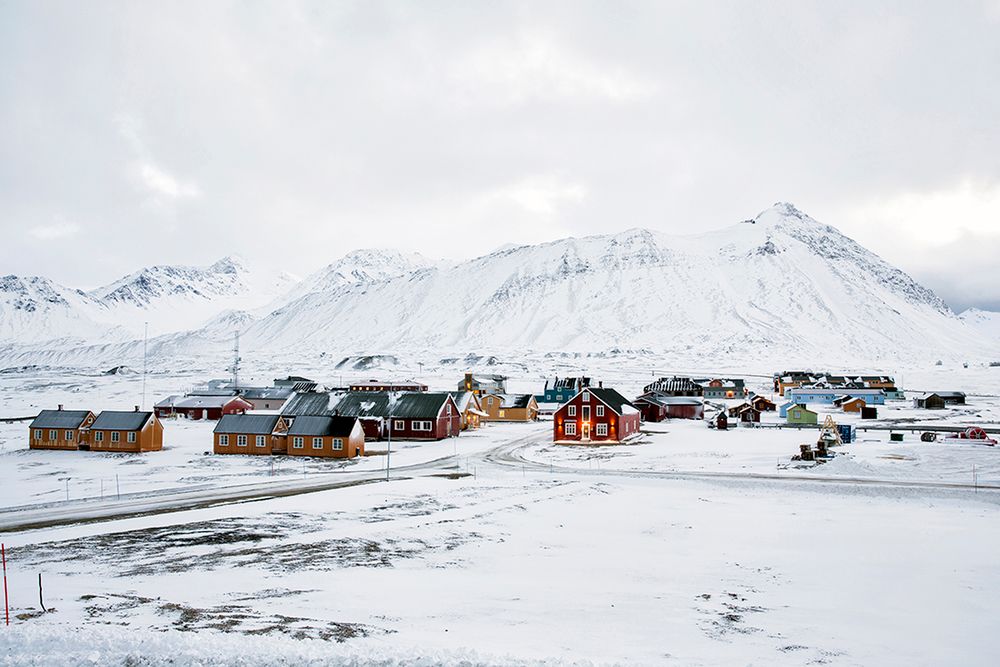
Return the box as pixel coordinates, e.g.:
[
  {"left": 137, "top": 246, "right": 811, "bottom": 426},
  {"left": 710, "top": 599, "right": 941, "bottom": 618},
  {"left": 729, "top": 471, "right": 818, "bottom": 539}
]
[{"left": 2, "top": 364, "right": 999, "bottom": 665}]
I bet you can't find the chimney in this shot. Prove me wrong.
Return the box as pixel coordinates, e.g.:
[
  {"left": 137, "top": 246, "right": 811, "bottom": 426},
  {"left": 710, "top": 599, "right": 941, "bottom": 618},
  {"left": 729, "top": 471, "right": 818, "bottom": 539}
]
[
  {"left": 599, "top": 381, "right": 603, "bottom": 388},
  {"left": 57, "top": 404, "right": 64, "bottom": 411},
  {"left": 134, "top": 405, "right": 140, "bottom": 412}
]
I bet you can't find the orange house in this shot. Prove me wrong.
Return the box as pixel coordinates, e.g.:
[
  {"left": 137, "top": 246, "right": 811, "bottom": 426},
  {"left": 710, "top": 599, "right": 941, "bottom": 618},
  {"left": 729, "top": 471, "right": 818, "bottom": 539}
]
[
  {"left": 286, "top": 415, "right": 365, "bottom": 459},
  {"left": 89, "top": 409, "right": 163, "bottom": 452},
  {"left": 213, "top": 414, "right": 289, "bottom": 455},
  {"left": 29, "top": 406, "right": 96, "bottom": 450},
  {"left": 841, "top": 397, "right": 866, "bottom": 413}
]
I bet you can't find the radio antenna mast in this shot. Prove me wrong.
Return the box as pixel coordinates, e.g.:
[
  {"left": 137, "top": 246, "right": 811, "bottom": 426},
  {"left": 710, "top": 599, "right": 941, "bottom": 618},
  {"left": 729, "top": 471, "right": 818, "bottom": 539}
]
[
  {"left": 231, "top": 331, "right": 241, "bottom": 390},
  {"left": 141, "top": 321, "right": 148, "bottom": 408}
]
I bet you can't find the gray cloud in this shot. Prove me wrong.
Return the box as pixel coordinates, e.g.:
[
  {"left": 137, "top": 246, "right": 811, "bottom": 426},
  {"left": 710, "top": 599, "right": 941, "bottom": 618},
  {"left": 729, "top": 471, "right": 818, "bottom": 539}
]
[{"left": 1, "top": 0, "right": 999, "bottom": 308}]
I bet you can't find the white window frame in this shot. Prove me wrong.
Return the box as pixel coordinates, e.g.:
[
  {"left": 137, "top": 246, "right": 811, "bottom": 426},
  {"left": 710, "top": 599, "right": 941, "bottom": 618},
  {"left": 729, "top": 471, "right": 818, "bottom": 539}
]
[
  {"left": 65, "top": 430, "right": 74, "bottom": 441},
  {"left": 49, "top": 429, "right": 58, "bottom": 441},
  {"left": 219, "top": 434, "right": 229, "bottom": 446},
  {"left": 94, "top": 431, "right": 104, "bottom": 442},
  {"left": 333, "top": 438, "right": 343, "bottom": 451},
  {"left": 394, "top": 419, "right": 405, "bottom": 431},
  {"left": 292, "top": 436, "right": 304, "bottom": 449},
  {"left": 596, "top": 423, "right": 608, "bottom": 436},
  {"left": 111, "top": 431, "right": 120, "bottom": 443},
  {"left": 127, "top": 431, "right": 136, "bottom": 443},
  {"left": 33, "top": 429, "right": 41, "bottom": 440},
  {"left": 568, "top": 405, "right": 577, "bottom": 417},
  {"left": 582, "top": 391, "right": 590, "bottom": 402},
  {"left": 312, "top": 437, "right": 323, "bottom": 449},
  {"left": 256, "top": 435, "right": 267, "bottom": 448},
  {"left": 237, "top": 434, "right": 247, "bottom": 447},
  {"left": 564, "top": 422, "right": 577, "bottom": 436},
  {"left": 596, "top": 405, "right": 605, "bottom": 417},
  {"left": 487, "top": 396, "right": 494, "bottom": 407}
]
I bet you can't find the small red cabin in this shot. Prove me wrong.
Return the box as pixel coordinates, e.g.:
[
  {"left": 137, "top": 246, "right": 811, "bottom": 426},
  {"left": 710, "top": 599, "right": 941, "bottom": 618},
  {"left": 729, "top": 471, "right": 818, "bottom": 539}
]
[{"left": 554, "top": 387, "right": 641, "bottom": 444}]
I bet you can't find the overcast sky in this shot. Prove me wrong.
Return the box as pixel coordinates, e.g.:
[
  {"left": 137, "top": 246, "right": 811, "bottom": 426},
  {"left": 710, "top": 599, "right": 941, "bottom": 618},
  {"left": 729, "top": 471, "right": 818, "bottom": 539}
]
[{"left": 2, "top": 1, "right": 999, "bottom": 312}]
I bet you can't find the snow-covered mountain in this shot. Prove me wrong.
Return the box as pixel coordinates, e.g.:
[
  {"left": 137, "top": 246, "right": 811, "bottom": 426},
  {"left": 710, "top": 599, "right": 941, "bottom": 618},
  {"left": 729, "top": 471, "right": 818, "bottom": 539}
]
[
  {"left": 0, "top": 275, "right": 123, "bottom": 345},
  {"left": 1, "top": 203, "right": 996, "bottom": 368},
  {"left": 960, "top": 308, "right": 1000, "bottom": 339},
  {"left": 277, "top": 249, "right": 439, "bottom": 304},
  {"left": 239, "top": 203, "right": 994, "bottom": 365}
]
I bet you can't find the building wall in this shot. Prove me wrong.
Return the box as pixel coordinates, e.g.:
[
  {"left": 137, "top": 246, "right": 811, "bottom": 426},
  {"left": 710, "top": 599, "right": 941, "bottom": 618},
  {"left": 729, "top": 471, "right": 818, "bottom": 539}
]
[
  {"left": 214, "top": 432, "right": 275, "bottom": 455},
  {"left": 786, "top": 390, "right": 886, "bottom": 405},
  {"left": 387, "top": 414, "right": 461, "bottom": 440},
  {"left": 90, "top": 418, "right": 163, "bottom": 453},
  {"left": 786, "top": 407, "right": 818, "bottom": 424},
  {"left": 286, "top": 429, "right": 365, "bottom": 458},
  {"left": 28, "top": 426, "right": 87, "bottom": 450},
  {"left": 480, "top": 395, "right": 539, "bottom": 422},
  {"left": 553, "top": 393, "right": 641, "bottom": 443},
  {"left": 665, "top": 403, "right": 705, "bottom": 420}
]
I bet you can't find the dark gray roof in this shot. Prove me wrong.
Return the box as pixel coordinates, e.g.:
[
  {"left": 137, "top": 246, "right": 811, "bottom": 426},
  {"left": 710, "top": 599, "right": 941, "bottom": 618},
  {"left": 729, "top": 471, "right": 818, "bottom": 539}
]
[
  {"left": 498, "top": 393, "right": 534, "bottom": 409},
  {"left": 329, "top": 391, "right": 393, "bottom": 417},
  {"left": 90, "top": 410, "right": 153, "bottom": 431},
  {"left": 214, "top": 414, "right": 282, "bottom": 435},
  {"left": 175, "top": 395, "right": 249, "bottom": 409},
  {"left": 283, "top": 391, "right": 337, "bottom": 416},
  {"left": 287, "top": 415, "right": 358, "bottom": 437},
  {"left": 30, "top": 409, "right": 92, "bottom": 430},
  {"left": 643, "top": 377, "right": 702, "bottom": 394},
  {"left": 390, "top": 392, "right": 453, "bottom": 418},
  {"left": 239, "top": 386, "right": 294, "bottom": 400},
  {"left": 935, "top": 391, "right": 966, "bottom": 398},
  {"left": 587, "top": 387, "right": 636, "bottom": 414}
]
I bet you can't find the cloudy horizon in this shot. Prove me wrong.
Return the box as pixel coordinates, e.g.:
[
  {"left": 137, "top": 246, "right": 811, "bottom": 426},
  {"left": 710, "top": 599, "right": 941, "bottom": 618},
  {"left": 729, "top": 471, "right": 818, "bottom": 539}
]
[{"left": 2, "top": 1, "right": 999, "bottom": 312}]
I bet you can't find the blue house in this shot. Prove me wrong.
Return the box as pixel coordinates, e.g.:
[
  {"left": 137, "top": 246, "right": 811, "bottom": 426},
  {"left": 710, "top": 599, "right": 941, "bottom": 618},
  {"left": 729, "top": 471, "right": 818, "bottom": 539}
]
[
  {"left": 779, "top": 401, "right": 797, "bottom": 418},
  {"left": 538, "top": 376, "right": 594, "bottom": 404},
  {"left": 786, "top": 388, "right": 886, "bottom": 405}
]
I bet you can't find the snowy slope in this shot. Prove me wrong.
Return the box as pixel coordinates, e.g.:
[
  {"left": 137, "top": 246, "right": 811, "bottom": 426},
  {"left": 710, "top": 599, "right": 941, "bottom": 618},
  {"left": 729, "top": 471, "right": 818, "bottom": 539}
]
[
  {"left": 1, "top": 203, "right": 996, "bottom": 367},
  {"left": 959, "top": 308, "right": 1000, "bottom": 340},
  {"left": 88, "top": 256, "right": 298, "bottom": 336},
  {"left": 241, "top": 203, "right": 994, "bottom": 364},
  {"left": 0, "top": 275, "right": 126, "bottom": 345},
  {"left": 276, "top": 249, "right": 439, "bottom": 304}
]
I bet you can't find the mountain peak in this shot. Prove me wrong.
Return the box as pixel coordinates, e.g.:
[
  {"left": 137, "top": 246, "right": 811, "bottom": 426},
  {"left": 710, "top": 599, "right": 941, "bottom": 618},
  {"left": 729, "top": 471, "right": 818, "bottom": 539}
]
[{"left": 210, "top": 255, "right": 248, "bottom": 274}]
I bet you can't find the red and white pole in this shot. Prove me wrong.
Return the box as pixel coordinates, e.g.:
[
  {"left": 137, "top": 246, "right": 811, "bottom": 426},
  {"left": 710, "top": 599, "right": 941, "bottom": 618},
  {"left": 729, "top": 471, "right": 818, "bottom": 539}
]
[{"left": 2, "top": 543, "right": 8, "bottom": 626}]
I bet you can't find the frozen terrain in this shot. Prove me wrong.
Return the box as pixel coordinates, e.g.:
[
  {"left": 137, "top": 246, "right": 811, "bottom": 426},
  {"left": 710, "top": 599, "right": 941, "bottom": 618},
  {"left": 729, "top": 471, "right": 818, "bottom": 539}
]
[{"left": 2, "top": 203, "right": 998, "bottom": 370}]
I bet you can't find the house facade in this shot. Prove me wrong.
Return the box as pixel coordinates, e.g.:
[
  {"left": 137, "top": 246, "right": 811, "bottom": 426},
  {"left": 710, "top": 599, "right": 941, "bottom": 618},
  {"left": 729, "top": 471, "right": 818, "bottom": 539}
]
[
  {"left": 633, "top": 393, "right": 704, "bottom": 421},
  {"left": 696, "top": 378, "right": 746, "bottom": 399},
  {"left": 785, "top": 388, "right": 886, "bottom": 406},
  {"left": 786, "top": 405, "right": 818, "bottom": 425},
  {"left": 451, "top": 391, "right": 485, "bottom": 430},
  {"left": 29, "top": 407, "right": 96, "bottom": 450},
  {"left": 553, "top": 387, "right": 641, "bottom": 444},
  {"left": 213, "top": 414, "right": 288, "bottom": 455},
  {"left": 89, "top": 409, "right": 163, "bottom": 452},
  {"left": 480, "top": 393, "right": 540, "bottom": 422},
  {"left": 155, "top": 394, "right": 253, "bottom": 420},
  {"left": 458, "top": 373, "right": 507, "bottom": 396},
  {"left": 286, "top": 416, "right": 365, "bottom": 458},
  {"left": 539, "top": 377, "right": 593, "bottom": 404}
]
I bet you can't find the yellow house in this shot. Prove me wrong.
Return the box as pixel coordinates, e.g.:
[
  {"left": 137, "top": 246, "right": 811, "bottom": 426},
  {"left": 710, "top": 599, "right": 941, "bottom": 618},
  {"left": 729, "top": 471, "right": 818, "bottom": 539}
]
[{"left": 480, "top": 393, "right": 539, "bottom": 422}]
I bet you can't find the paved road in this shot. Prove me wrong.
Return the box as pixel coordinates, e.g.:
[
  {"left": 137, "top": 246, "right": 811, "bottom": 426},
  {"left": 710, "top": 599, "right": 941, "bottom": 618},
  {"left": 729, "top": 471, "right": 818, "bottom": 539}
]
[
  {"left": 4, "top": 423, "right": 996, "bottom": 533},
  {"left": 0, "top": 454, "right": 458, "bottom": 533}
]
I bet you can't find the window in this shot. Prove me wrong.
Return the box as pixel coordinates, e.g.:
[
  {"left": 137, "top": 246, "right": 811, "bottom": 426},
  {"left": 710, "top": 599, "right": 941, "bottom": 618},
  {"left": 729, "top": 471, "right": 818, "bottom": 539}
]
[
  {"left": 94, "top": 431, "right": 104, "bottom": 442},
  {"left": 582, "top": 391, "right": 590, "bottom": 402},
  {"left": 219, "top": 434, "right": 229, "bottom": 446},
  {"left": 596, "top": 423, "right": 608, "bottom": 436},
  {"left": 596, "top": 405, "right": 605, "bottom": 417},
  {"left": 256, "top": 435, "right": 266, "bottom": 448},
  {"left": 564, "top": 422, "right": 577, "bottom": 435},
  {"left": 293, "top": 436, "right": 304, "bottom": 449},
  {"left": 394, "top": 419, "right": 405, "bottom": 431},
  {"left": 487, "top": 396, "right": 494, "bottom": 407},
  {"left": 792, "top": 410, "right": 801, "bottom": 419},
  {"left": 446, "top": 404, "right": 452, "bottom": 415},
  {"left": 412, "top": 421, "right": 433, "bottom": 432},
  {"left": 66, "top": 430, "right": 74, "bottom": 441},
  {"left": 237, "top": 434, "right": 247, "bottom": 447},
  {"left": 33, "top": 429, "right": 41, "bottom": 440},
  {"left": 127, "top": 432, "right": 136, "bottom": 443},
  {"left": 333, "top": 438, "right": 343, "bottom": 451},
  {"left": 111, "top": 431, "right": 120, "bottom": 443},
  {"left": 499, "top": 410, "right": 505, "bottom": 418},
  {"left": 312, "top": 437, "right": 323, "bottom": 449},
  {"left": 49, "top": 429, "right": 58, "bottom": 441}
]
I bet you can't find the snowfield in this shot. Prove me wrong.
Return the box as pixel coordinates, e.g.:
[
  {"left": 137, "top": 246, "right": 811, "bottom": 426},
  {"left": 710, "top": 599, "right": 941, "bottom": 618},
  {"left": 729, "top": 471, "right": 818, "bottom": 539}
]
[{"left": 1, "top": 361, "right": 1000, "bottom": 665}]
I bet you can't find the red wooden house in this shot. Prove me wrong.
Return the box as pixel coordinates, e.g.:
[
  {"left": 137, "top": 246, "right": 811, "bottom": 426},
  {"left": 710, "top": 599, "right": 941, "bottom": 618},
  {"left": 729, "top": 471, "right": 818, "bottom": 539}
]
[
  {"left": 155, "top": 394, "right": 253, "bottom": 420},
  {"left": 553, "top": 387, "right": 641, "bottom": 444}
]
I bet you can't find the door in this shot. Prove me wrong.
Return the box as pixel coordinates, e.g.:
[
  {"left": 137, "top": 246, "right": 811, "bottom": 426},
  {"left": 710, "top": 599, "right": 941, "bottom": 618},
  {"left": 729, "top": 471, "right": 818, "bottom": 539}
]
[{"left": 582, "top": 422, "right": 590, "bottom": 440}]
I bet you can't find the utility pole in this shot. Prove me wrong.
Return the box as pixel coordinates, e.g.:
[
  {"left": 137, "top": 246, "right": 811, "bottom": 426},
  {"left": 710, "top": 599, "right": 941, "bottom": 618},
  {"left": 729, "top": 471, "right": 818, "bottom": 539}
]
[
  {"left": 386, "top": 414, "right": 392, "bottom": 482},
  {"left": 141, "top": 321, "right": 148, "bottom": 409},
  {"left": 231, "top": 331, "right": 241, "bottom": 390}
]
